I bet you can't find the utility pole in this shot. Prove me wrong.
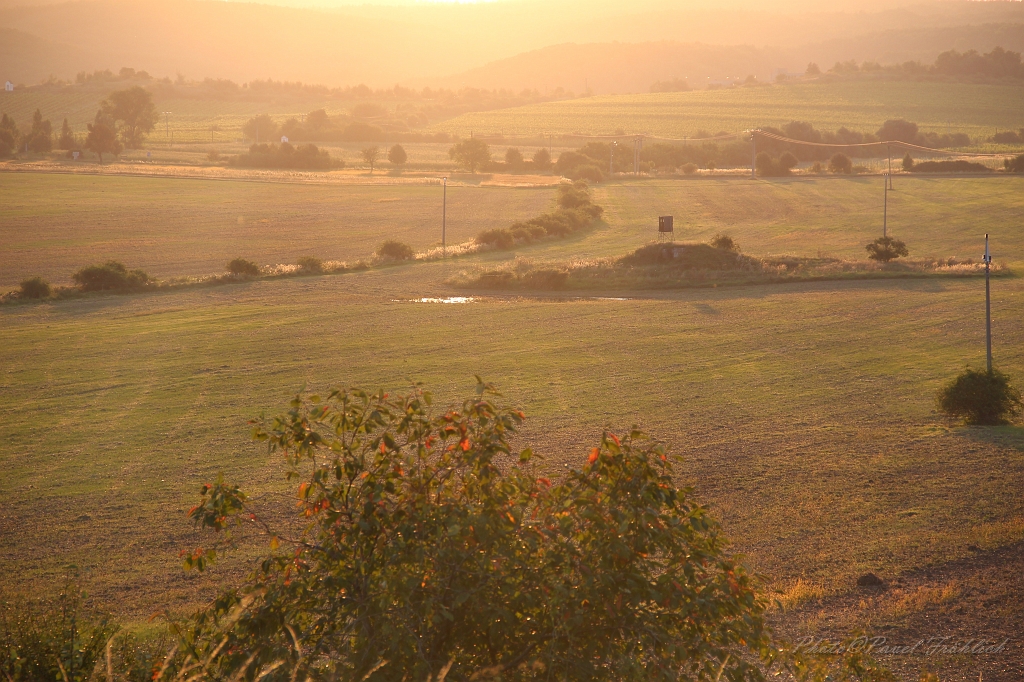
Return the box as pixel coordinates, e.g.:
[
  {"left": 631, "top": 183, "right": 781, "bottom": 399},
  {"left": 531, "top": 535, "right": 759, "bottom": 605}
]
[
  {"left": 609, "top": 141, "right": 615, "bottom": 175},
  {"left": 883, "top": 174, "right": 888, "bottom": 238},
  {"left": 163, "top": 112, "right": 172, "bottom": 140},
  {"left": 984, "top": 234, "right": 993, "bottom": 373},
  {"left": 887, "top": 144, "right": 892, "bottom": 189},
  {"left": 442, "top": 177, "right": 447, "bottom": 259},
  {"left": 750, "top": 130, "right": 757, "bottom": 179}
]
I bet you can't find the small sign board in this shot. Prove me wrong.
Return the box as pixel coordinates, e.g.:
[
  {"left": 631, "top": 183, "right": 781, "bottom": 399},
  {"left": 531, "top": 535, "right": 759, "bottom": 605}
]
[
  {"left": 72, "top": 151, "right": 79, "bottom": 160},
  {"left": 281, "top": 136, "right": 289, "bottom": 143},
  {"left": 658, "top": 216, "right": 674, "bottom": 233}
]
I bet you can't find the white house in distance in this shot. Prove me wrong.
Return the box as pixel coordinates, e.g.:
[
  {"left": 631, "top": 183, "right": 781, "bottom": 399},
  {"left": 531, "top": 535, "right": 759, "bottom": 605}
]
[{"left": 4, "top": 81, "right": 13, "bottom": 92}]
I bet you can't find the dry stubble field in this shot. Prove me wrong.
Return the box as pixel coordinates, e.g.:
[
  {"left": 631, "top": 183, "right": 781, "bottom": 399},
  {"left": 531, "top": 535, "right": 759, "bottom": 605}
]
[{"left": 1, "top": 170, "right": 1023, "bottom": 681}]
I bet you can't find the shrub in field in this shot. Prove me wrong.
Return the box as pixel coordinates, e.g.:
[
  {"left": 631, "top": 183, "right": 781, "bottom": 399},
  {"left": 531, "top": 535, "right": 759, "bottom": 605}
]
[
  {"left": 565, "top": 163, "right": 604, "bottom": 183},
  {"left": 476, "top": 182, "right": 602, "bottom": 251},
  {"left": 828, "top": 153, "right": 853, "bottom": 174},
  {"left": 938, "top": 368, "right": 1022, "bottom": 425},
  {"left": 18, "top": 276, "right": 51, "bottom": 299},
  {"left": 231, "top": 143, "right": 340, "bottom": 170},
  {"left": 810, "top": 161, "right": 823, "bottom": 173},
  {"left": 682, "top": 162, "right": 698, "bottom": 174},
  {"left": 902, "top": 153, "right": 914, "bottom": 171},
  {"left": 755, "top": 152, "right": 797, "bottom": 177},
  {"left": 621, "top": 242, "right": 747, "bottom": 270},
  {"left": 376, "top": 240, "right": 415, "bottom": 261},
  {"left": 912, "top": 160, "right": 990, "bottom": 173},
  {"left": 449, "top": 138, "right": 491, "bottom": 172},
  {"left": 710, "top": 234, "right": 739, "bottom": 252},
  {"left": 73, "top": 261, "right": 150, "bottom": 291},
  {"left": 226, "top": 258, "right": 260, "bottom": 277},
  {"left": 1003, "top": 154, "right": 1024, "bottom": 173},
  {"left": 865, "top": 236, "right": 909, "bottom": 262},
  {"left": 532, "top": 147, "right": 552, "bottom": 170},
  {"left": 296, "top": 256, "right": 323, "bottom": 273},
  {"left": 476, "top": 227, "right": 516, "bottom": 249},
  {"left": 387, "top": 144, "right": 407, "bottom": 167},
  {"left": 180, "top": 381, "right": 894, "bottom": 681}
]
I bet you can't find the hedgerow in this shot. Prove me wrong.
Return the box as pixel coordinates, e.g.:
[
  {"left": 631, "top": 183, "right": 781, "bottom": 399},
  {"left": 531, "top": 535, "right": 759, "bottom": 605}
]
[{"left": 475, "top": 182, "right": 603, "bottom": 250}]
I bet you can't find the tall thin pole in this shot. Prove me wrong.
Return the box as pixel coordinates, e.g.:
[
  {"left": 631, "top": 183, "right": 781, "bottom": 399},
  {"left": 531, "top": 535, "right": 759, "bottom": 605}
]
[
  {"left": 887, "top": 144, "right": 892, "bottom": 189},
  {"left": 883, "top": 175, "right": 888, "bottom": 238},
  {"left": 442, "top": 177, "right": 447, "bottom": 259},
  {"left": 610, "top": 142, "right": 614, "bottom": 175},
  {"left": 985, "top": 234, "right": 992, "bottom": 373},
  {"left": 750, "top": 131, "right": 756, "bottom": 179}
]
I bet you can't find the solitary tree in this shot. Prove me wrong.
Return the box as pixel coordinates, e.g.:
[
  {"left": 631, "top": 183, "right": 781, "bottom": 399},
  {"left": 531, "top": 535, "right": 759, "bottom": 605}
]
[
  {"left": 449, "top": 137, "right": 491, "bottom": 172},
  {"left": 828, "top": 152, "right": 853, "bottom": 174},
  {"left": 505, "top": 146, "right": 524, "bottom": 169},
  {"left": 85, "top": 110, "right": 122, "bottom": 163},
  {"left": 242, "top": 115, "right": 278, "bottom": 144},
  {"left": 58, "top": 118, "right": 77, "bottom": 150},
  {"left": 865, "top": 235, "right": 909, "bottom": 262},
  {"left": 806, "top": 62, "right": 821, "bottom": 76},
  {"left": 361, "top": 146, "right": 381, "bottom": 173},
  {"left": 387, "top": 143, "right": 407, "bottom": 167},
  {"left": 24, "top": 109, "right": 52, "bottom": 153},
  {"left": 0, "top": 114, "right": 19, "bottom": 156},
  {"left": 876, "top": 119, "right": 919, "bottom": 144},
  {"left": 532, "top": 147, "right": 552, "bottom": 170},
  {"left": 100, "top": 86, "right": 157, "bottom": 148},
  {"left": 902, "top": 153, "right": 914, "bottom": 171}
]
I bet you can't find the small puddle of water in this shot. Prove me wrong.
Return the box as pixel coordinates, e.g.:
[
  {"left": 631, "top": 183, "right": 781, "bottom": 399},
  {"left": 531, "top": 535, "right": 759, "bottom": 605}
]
[{"left": 394, "top": 297, "right": 477, "bottom": 304}]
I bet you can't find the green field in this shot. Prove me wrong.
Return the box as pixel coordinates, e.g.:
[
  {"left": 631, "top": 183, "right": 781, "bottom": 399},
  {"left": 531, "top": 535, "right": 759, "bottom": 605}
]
[
  {"left": 2, "top": 170, "right": 1024, "bottom": 678},
  {"left": 433, "top": 81, "right": 1024, "bottom": 140},
  {"left": 7, "top": 171, "right": 1022, "bottom": 289}
]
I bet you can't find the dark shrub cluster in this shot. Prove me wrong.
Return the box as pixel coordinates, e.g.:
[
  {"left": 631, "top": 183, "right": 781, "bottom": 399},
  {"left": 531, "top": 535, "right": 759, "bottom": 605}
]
[
  {"left": 376, "top": 240, "right": 415, "bottom": 261},
  {"left": 230, "top": 142, "right": 342, "bottom": 170},
  {"left": 296, "top": 256, "right": 323, "bottom": 273},
  {"left": 1006, "top": 154, "right": 1024, "bottom": 173},
  {"left": 475, "top": 182, "right": 603, "bottom": 250},
  {"left": 18, "top": 277, "right": 51, "bottom": 299},
  {"left": 991, "top": 129, "right": 1024, "bottom": 144},
  {"left": 72, "top": 261, "right": 150, "bottom": 291},
  {"left": 828, "top": 153, "right": 853, "bottom": 174},
  {"left": 865, "top": 236, "right": 909, "bottom": 262},
  {"left": 226, "top": 258, "right": 260, "bottom": 277},
  {"left": 938, "top": 368, "right": 1022, "bottom": 425},
  {"left": 619, "top": 241, "right": 749, "bottom": 270},
  {"left": 912, "top": 160, "right": 990, "bottom": 173},
  {"left": 755, "top": 151, "right": 798, "bottom": 177}
]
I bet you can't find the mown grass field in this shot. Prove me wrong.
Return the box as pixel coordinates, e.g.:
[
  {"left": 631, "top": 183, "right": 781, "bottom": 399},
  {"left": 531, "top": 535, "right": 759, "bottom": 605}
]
[
  {"left": 4, "top": 172, "right": 1023, "bottom": 289},
  {"left": 2, "top": 170, "right": 1024, "bottom": 678},
  {"left": 433, "top": 80, "right": 1024, "bottom": 140}
]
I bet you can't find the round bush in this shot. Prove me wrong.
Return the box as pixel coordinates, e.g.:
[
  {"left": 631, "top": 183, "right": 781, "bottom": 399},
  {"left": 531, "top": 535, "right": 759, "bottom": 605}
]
[
  {"left": 227, "top": 258, "right": 260, "bottom": 277},
  {"left": 710, "top": 234, "right": 739, "bottom": 252},
  {"left": 829, "top": 153, "right": 853, "bottom": 174},
  {"left": 375, "top": 240, "right": 415, "bottom": 261},
  {"left": 19, "top": 276, "right": 51, "bottom": 299},
  {"left": 566, "top": 163, "right": 604, "bottom": 183},
  {"left": 72, "top": 261, "right": 150, "bottom": 291},
  {"left": 296, "top": 256, "right": 323, "bottom": 273},
  {"left": 865, "top": 236, "right": 909, "bottom": 262},
  {"left": 938, "top": 368, "right": 1022, "bottom": 425},
  {"left": 681, "top": 163, "right": 698, "bottom": 175}
]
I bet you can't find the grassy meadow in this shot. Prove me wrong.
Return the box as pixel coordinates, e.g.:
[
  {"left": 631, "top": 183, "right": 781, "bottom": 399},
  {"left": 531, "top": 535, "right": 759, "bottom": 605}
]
[
  {"left": 434, "top": 80, "right": 1024, "bottom": 140},
  {"left": 2, "top": 168, "right": 1024, "bottom": 678}
]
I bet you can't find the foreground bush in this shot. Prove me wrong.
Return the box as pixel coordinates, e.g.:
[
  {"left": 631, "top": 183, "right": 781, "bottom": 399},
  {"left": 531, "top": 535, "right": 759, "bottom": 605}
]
[
  {"left": 755, "top": 152, "right": 798, "bottom": 177},
  {"left": 828, "top": 153, "right": 853, "bottom": 174},
  {"left": 181, "top": 381, "right": 892, "bottom": 681},
  {"left": 1003, "top": 154, "right": 1024, "bottom": 173},
  {"left": 18, "top": 277, "right": 51, "bottom": 299},
  {"left": 72, "top": 261, "right": 150, "bottom": 291},
  {"left": 227, "top": 258, "right": 260, "bottom": 277},
  {"left": 376, "top": 240, "right": 415, "bottom": 261},
  {"left": 938, "top": 368, "right": 1022, "bottom": 425},
  {"left": 865, "top": 236, "right": 909, "bottom": 262},
  {"left": 0, "top": 581, "right": 116, "bottom": 682}
]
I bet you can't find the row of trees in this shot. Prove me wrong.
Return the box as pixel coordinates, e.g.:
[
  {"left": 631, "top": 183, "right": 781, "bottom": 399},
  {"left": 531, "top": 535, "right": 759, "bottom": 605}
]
[
  {"left": 818, "top": 46, "right": 1024, "bottom": 81},
  {"left": 0, "top": 86, "right": 158, "bottom": 161}
]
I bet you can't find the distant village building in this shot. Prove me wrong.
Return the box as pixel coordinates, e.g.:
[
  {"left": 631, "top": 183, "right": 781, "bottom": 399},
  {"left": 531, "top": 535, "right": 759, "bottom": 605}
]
[
  {"left": 281, "top": 136, "right": 289, "bottom": 143},
  {"left": 4, "top": 81, "right": 13, "bottom": 92}
]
